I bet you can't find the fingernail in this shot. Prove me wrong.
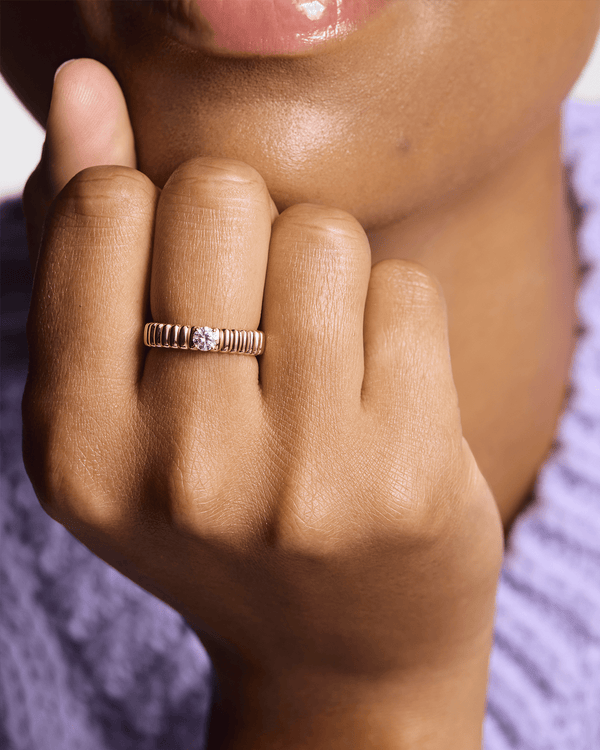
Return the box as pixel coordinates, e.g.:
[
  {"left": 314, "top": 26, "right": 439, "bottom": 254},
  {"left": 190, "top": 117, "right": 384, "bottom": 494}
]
[{"left": 54, "top": 59, "right": 77, "bottom": 81}]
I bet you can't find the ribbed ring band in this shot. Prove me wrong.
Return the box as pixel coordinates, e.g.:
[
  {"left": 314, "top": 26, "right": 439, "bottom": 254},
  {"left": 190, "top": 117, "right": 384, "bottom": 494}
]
[{"left": 144, "top": 323, "right": 264, "bottom": 356}]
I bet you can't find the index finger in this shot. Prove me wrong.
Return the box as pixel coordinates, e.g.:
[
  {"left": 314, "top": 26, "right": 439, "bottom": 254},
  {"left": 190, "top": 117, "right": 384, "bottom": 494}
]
[{"left": 26, "top": 165, "right": 158, "bottom": 407}]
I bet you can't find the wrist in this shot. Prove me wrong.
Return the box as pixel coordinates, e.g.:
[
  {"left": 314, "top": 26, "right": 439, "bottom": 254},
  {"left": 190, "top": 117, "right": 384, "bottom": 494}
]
[{"left": 206, "top": 654, "right": 490, "bottom": 750}]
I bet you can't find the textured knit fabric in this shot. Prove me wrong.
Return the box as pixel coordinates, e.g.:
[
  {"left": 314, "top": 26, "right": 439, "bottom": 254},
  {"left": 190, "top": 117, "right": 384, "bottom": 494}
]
[
  {"left": 483, "top": 99, "right": 600, "bottom": 749},
  {"left": 1, "top": 97, "right": 599, "bottom": 750}
]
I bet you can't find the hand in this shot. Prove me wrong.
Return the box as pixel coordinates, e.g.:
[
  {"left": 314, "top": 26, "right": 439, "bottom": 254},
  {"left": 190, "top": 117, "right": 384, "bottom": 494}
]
[{"left": 23, "top": 59, "right": 504, "bottom": 749}]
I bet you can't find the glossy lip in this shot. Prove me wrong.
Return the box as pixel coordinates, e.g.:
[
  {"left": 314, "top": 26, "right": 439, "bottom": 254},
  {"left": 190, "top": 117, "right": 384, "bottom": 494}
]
[{"left": 160, "top": 0, "right": 390, "bottom": 56}]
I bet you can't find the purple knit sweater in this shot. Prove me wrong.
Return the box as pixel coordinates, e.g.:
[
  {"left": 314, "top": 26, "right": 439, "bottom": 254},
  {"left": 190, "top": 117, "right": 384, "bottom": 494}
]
[{"left": 1, "top": 98, "right": 599, "bottom": 750}]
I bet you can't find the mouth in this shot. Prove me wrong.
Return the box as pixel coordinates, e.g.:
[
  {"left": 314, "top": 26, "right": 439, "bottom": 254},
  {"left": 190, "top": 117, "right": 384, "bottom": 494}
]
[{"left": 158, "top": 0, "right": 391, "bottom": 57}]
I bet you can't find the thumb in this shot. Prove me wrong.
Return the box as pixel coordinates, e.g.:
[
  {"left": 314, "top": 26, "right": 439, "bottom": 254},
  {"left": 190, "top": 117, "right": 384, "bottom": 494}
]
[
  {"left": 24, "top": 58, "right": 136, "bottom": 267},
  {"left": 44, "top": 58, "right": 137, "bottom": 195}
]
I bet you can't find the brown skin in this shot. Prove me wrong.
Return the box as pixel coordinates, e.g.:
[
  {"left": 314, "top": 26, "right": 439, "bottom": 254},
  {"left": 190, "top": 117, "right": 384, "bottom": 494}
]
[
  {"left": 3, "top": 0, "right": 598, "bottom": 529},
  {"left": 2, "top": 1, "right": 600, "bottom": 746},
  {"left": 20, "top": 65, "right": 502, "bottom": 749}
]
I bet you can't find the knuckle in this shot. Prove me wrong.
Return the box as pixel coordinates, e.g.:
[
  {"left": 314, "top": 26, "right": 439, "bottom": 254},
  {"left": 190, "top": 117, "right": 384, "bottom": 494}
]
[
  {"left": 276, "top": 203, "right": 368, "bottom": 248},
  {"left": 374, "top": 472, "right": 445, "bottom": 548},
  {"left": 267, "top": 504, "right": 344, "bottom": 562},
  {"left": 265, "top": 461, "right": 355, "bottom": 561},
  {"left": 454, "top": 437, "right": 495, "bottom": 507},
  {"left": 401, "top": 440, "right": 457, "bottom": 508},
  {"left": 162, "top": 156, "right": 270, "bottom": 205},
  {"left": 370, "top": 259, "right": 446, "bottom": 313},
  {"left": 49, "top": 165, "right": 156, "bottom": 229},
  {"left": 22, "top": 388, "right": 119, "bottom": 528},
  {"left": 370, "top": 467, "right": 434, "bottom": 542},
  {"left": 164, "top": 459, "right": 214, "bottom": 531},
  {"left": 22, "top": 427, "right": 97, "bottom": 528},
  {"left": 412, "top": 457, "right": 469, "bottom": 538},
  {"left": 165, "top": 465, "right": 258, "bottom": 548},
  {"left": 157, "top": 428, "right": 224, "bottom": 534},
  {"left": 367, "top": 443, "right": 459, "bottom": 545},
  {"left": 402, "top": 504, "right": 446, "bottom": 549}
]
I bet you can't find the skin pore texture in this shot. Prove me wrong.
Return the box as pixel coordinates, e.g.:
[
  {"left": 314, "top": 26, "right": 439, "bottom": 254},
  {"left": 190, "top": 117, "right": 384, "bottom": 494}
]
[
  {"left": 2, "top": 3, "right": 599, "bottom": 747},
  {"left": 4, "top": 0, "right": 599, "bottom": 533}
]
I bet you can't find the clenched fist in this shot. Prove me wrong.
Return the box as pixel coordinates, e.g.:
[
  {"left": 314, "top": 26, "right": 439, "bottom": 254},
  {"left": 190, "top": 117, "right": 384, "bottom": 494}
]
[{"left": 22, "top": 59, "right": 503, "bottom": 749}]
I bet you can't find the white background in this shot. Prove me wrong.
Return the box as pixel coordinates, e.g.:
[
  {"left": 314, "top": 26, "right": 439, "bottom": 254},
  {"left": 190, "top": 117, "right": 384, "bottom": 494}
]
[{"left": 1, "top": 32, "right": 599, "bottom": 199}]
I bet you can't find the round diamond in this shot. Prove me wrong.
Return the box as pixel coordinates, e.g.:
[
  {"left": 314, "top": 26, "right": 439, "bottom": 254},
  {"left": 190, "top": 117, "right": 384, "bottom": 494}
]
[{"left": 192, "top": 327, "right": 219, "bottom": 351}]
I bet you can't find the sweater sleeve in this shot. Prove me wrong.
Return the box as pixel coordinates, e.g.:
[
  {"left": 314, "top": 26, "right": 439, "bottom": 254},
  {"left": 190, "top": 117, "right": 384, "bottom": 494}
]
[{"left": 484, "top": 98, "right": 600, "bottom": 750}]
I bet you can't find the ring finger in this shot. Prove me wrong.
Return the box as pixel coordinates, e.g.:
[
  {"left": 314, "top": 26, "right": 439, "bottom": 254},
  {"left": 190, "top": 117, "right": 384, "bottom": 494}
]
[{"left": 141, "top": 157, "right": 274, "bottom": 401}]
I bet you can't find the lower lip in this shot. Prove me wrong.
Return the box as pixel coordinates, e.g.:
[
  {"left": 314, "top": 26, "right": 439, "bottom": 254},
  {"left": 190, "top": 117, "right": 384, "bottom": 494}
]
[{"left": 185, "top": 0, "right": 389, "bottom": 56}]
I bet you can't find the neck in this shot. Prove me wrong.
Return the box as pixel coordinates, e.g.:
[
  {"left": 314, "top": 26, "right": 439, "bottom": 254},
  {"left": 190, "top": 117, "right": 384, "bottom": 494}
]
[{"left": 367, "top": 115, "right": 579, "bottom": 532}]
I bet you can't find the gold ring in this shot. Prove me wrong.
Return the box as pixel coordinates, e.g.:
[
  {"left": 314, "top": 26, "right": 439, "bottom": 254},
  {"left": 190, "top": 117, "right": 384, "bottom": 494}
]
[{"left": 144, "top": 323, "right": 264, "bottom": 356}]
